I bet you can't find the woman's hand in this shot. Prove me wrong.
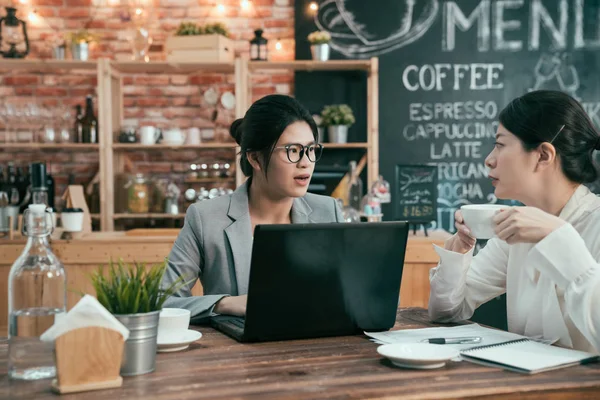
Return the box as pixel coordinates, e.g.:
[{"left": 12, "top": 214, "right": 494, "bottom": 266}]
[
  {"left": 493, "top": 206, "right": 566, "bottom": 244},
  {"left": 214, "top": 295, "right": 247, "bottom": 317},
  {"left": 444, "top": 210, "right": 477, "bottom": 254}
]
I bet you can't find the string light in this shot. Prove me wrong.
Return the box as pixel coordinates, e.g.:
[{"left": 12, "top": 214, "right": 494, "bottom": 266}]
[
  {"left": 240, "top": 0, "right": 250, "bottom": 10},
  {"left": 216, "top": 3, "right": 225, "bottom": 13},
  {"left": 18, "top": 0, "right": 27, "bottom": 4},
  {"left": 135, "top": 8, "right": 142, "bottom": 15},
  {"left": 309, "top": 2, "right": 318, "bottom": 12},
  {"left": 28, "top": 10, "right": 39, "bottom": 24},
  {"left": 275, "top": 38, "right": 282, "bottom": 51}
]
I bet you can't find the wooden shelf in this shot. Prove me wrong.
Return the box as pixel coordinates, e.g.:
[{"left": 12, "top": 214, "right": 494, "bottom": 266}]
[
  {"left": 323, "top": 143, "right": 369, "bottom": 149},
  {"left": 110, "top": 61, "right": 235, "bottom": 74},
  {"left": 249, "top": 60, "right": 372, "bottom": 72},
  {"left": 113, "top": 213, "right": 186, "bottom": 219},
  {"left": 0, "top": 59, "right": 98, "bottom": 72},
  {"left": 112, "top": 143, "right": 237, "bottom": 150},
  {"left": 184, "top": 177, "right": 234, "bottom": 184},
  {"left": 1, "top": 143, "right": 100, "bottom": 150}
]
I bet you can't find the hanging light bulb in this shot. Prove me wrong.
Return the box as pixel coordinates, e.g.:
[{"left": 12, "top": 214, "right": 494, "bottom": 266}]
[
  {"left": 216, "top": 3, "right": 226, "bottom": 13},
  {"left": 135, "top": 8, "right": 142, "bottom": 15},
  {"left": 27, "top": 10, "right": 39, "bottom": 24},
  {"left": 309, "top": 2, "right": 318, "bottom": 12},
  {"left": 275, "top": 38, "right": 282, "bottom": 51},
  {"left": 240, "top": 0, "right": 250, "bottom": 10}
]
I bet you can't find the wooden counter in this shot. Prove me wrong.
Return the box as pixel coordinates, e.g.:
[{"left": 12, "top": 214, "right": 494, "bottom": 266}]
[
  {"left": 2, "top": 308, "right": 599, "bottom": 399},
  {"left": 0, "top": 230, "right": 449, "bottom": 334}
]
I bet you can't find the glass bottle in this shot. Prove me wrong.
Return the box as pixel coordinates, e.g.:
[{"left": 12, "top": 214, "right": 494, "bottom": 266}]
[
  {"left": 81, "top": 96, "right": 98, "bottom": 144},
  {"left": 74, "top": 104, "right": 84, "bottom": 143},
  {"left": 348, "top": 160, "right": 363, "bottom": 211},
  {"left": 8, "top": 204, "right": 66, "bottom": 380}
]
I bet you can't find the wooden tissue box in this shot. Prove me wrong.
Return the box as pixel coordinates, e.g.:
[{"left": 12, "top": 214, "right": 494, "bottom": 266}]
[
  {"left": 165, "top": 34, "right": 234, "bottom": 62},
  {"left": 52, "top": 327, "right": 125, "bottom": 394}
]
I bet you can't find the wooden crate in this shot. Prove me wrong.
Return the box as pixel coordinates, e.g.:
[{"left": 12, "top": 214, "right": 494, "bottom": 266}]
[{"left": 165, "top": 34, "right": 234, "bottom": 62}]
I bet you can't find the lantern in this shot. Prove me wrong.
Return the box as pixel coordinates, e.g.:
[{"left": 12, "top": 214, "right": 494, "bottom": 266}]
[
  {"left": 249, "top": 29, "right": 268, "bottom": 61},
  {"left": 0, "top": 7, "right": 30, "bottom": 59}
]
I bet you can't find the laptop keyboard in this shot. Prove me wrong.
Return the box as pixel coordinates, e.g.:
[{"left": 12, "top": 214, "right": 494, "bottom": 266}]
[{"left": 227, "top": 317, "right": 245, "bottom": 328}]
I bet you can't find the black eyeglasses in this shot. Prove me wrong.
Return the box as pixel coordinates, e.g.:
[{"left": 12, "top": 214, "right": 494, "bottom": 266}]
[{"left": 274, "top": 143, "right": 323, "bottom": 163}]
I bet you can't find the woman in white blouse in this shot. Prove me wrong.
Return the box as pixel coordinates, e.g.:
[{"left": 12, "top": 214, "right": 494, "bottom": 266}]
[{"left": 429, "top": 90, "right": 600, "bottom": 353}]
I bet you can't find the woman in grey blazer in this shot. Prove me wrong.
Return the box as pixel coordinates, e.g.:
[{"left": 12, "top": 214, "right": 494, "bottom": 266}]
[{"left": 162, "top": 95, "right": 344, "bottom": 323}]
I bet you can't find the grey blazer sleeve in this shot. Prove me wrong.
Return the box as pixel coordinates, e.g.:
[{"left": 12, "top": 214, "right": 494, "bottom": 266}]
[
  {"left": 161, "top": 204, "right": 227, "bottom": 323},
  {"left": 333, "top": 198, "right": 344, "bottom": 222}
]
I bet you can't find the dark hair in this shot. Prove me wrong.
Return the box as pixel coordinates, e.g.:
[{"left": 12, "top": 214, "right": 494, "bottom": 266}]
[
  {"left": 229, "top": 94, "right": 319, "bottom": 177},
  {"left": 498, "top": 90, "right": 600, "bottom": 184}
]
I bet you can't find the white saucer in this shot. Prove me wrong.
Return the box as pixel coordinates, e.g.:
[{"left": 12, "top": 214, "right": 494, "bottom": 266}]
[
  {"left": 377, "top": 343, "right": 459, "bottom": 370},
  {"left": 157, "top": 329, "right": 202, "bottom": 353}
]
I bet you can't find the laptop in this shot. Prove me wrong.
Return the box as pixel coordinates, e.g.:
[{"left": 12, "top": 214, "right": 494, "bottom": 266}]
[{"left": 210, "top": 221, "right": 409, "bottom": 342}]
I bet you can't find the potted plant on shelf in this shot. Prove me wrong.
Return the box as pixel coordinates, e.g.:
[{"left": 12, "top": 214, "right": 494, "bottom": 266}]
[
  {"left": 307, "top": 30, "right": 331, "bottom": 61},
  {"left": 321, "top": 104, "right": 355, "bottom": 144},
  {"left": 90, "top": 258, "right": 187, "bottom": 376},
  {"left": 65, "top": 30, "right": 99, "bottom": 61},
  {"left": 165, "top": 22, "right": 233, "bottom": 62}
]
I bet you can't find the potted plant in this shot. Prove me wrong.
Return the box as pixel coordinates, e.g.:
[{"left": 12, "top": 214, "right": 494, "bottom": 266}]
[
  {"left": 165, "top": 22, "right": 233, "bottom": 62},
  {"left": 307, "top": 30, "right": 331, "bottom": 61},
  {"left": 49, "top": 32, "right": 66, "bottom": 60},
  {"left": 65, "top": 29, "right": 99, "bottom": 61},
  {"left": 89, "top": 258, "right": 187, "bottom": 376},
  {"left": 321, "top": 104, "right": 355, "bottom": 143}
]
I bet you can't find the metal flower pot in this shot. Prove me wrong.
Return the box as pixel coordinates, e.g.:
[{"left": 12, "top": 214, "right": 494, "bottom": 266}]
[
  {"left": 114, "top": 310, "right": 160, "bottom": 376},
  {"left": 328, "top": 125, "right": 348, "bottom": 143},
  {"left": 53, "top": 46, "right": 66, "bottom": 60},
  {"left": 310, "top": 43, "right": 330, "bottom": 61},
  {"left": 71, "top": 42, "right": 89, "bottom": 61}
]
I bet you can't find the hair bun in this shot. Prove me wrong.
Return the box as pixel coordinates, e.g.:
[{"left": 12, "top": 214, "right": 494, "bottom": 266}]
[{"left": 229, "top": 118, "right": 244, "bottom": 145}]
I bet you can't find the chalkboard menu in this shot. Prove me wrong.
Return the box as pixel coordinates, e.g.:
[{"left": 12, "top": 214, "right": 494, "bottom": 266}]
[
  {"left": 395, "top": 165, "right": 437, "bottom": 223},
  {"left": 295, "top": 0, "right": 600, "bottom": 232}
]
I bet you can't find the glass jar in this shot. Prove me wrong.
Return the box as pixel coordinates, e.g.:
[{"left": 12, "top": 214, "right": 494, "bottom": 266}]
[
  {"left": 8, "top": 204, "right": 66, "bottom": 380},
  {"left": 126, "top": 173, "right": 150, "bottom": 213}
]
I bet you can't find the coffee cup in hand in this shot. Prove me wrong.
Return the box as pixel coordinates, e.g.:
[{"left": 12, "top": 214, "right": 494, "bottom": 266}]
[{"left": 460, "top": 204, "right": 506, "bottom": 239}]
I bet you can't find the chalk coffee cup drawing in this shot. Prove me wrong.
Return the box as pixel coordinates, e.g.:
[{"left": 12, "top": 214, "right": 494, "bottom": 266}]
[
  {"left": 460, "top": 204, "right": 506, "bottom": 240},
  {"left": 157, "top": 308, "right": 190, "bottom": 340}
]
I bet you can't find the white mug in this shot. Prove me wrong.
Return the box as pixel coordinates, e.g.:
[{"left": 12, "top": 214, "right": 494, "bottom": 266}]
[
  {"left": 187, "top": 128, "right": 201, "bottom": 145},
  {"left": 139, "top": 126, "right": 160, "bottom": 145},
  {"left": 460, "top": 204, "right": 506, "bottom": 239},
  {"left": 162, "top": 128, "right": 186, "bottom": 145}
]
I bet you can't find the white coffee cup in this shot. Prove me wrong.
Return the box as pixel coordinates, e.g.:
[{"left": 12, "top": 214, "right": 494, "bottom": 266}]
[
  {"left": 158, "top": 308, "right": 190, "bottom": 340},
  {"left": 460, "top": 204, "right": 506, "bottom": 239},
  {"left": 187, "top": 127, "right": 201, "bottom": 145},
  {"left": 162, "top": 128, "right": 186, "bottom": 145},
  {"left": 139, "top": 126, "right": 160, "bottom": 145}
]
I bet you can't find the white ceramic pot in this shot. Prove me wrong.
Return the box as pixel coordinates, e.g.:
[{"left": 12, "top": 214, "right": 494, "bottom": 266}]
[{"left": 61, "top": 212, "right": 84, "bottom": 232}]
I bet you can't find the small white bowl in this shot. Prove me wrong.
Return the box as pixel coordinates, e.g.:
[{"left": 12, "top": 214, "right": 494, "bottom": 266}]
[{"left": 460, "top": 204, "right": 506, "bottom": 239}]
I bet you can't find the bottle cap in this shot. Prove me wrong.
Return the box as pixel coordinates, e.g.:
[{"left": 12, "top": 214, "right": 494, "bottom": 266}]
[{"left": 28, "top": 204, "right": 46, "bottom": 214}]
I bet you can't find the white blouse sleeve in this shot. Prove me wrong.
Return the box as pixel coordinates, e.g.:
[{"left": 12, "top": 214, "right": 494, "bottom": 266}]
[
  {"left": 428, "top": 237, "right": 510, "bottom": 323},
  {"left": 527, "top": 223, "right": 600, "bottom": 351}
]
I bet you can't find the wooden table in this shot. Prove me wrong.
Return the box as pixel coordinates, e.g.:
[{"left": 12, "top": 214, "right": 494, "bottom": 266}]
[{"left": 1, "top": 308, "right": 599, "bottom": 399}]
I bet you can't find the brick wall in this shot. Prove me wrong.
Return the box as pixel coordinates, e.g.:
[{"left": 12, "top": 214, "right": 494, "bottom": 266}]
[{"left": 0, "top": 0, "right": 295, "bottom": 212}]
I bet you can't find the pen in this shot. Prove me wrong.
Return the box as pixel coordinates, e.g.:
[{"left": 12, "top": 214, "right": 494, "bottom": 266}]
[{"left": 422, "top": 336, "right": 482, "bottom": 345}]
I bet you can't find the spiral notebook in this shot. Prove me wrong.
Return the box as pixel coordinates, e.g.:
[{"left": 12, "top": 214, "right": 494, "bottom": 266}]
[{"left": 460, "top": 338, "right": 599, "bottom": 374}]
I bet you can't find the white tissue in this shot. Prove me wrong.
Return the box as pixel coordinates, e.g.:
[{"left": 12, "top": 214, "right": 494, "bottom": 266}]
[{"left": 41, "top": 295, "right": 130, "bottom": 342}]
